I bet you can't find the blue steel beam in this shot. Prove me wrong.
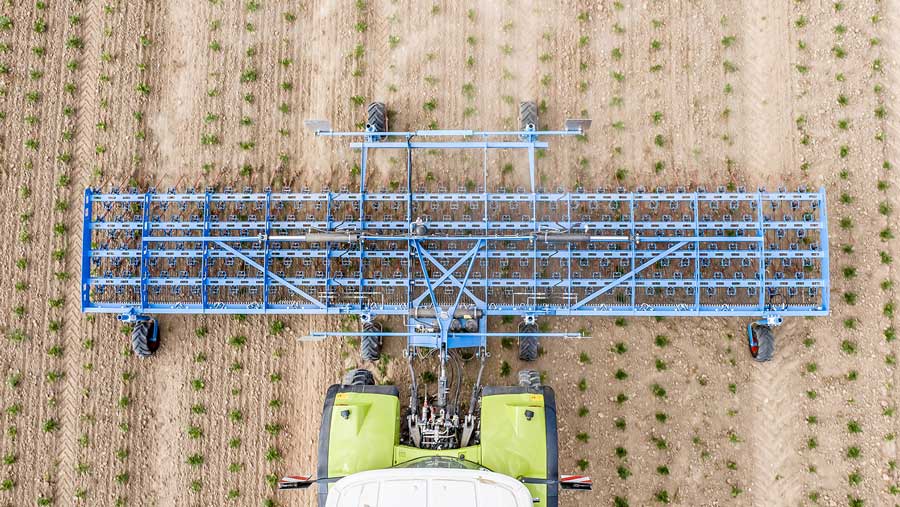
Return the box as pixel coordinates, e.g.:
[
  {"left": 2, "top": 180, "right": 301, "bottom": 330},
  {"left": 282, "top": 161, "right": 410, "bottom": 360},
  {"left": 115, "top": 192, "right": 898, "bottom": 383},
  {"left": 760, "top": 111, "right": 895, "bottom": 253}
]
[
  {"left": 83, "top": 303, "right": 828, "bottom": 318},
  {"left": 411, "top": 243, "right": 486, "bottom": 308},
  {"left": 93, "top": 219, "right": 824, "bottom": 233},
  {"left": 411, "top": 240, "right": 442, "bottom": 314},
  {"left": 571, "top": 241, "right": 691, "bottom": 310},
  {"left": 447, "top": 240, "right": 485, "bottom": 320},
  {"left": 86, "top": 277, "right": 827, "bottom": 289},
  {"left": 212, "top": 240, "right": 326, "bottom": 309}
]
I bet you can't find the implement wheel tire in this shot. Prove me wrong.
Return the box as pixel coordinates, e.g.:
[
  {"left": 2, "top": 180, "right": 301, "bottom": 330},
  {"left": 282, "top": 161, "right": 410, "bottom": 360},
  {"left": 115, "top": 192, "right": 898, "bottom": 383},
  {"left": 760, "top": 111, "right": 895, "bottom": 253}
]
[
  {"left": 749, "top": 324, "right": 775, "bottom": 362},
  {"left": 519, "top": 101, "right": 538, "bottom": 130},
  {"left": 366, "top": 102, "right": 387, "bottom": 133},
  {"left": 517, "top": 369, "right": 541, "bottom": 389},
  {"left": 342, "top": 368, "right": 375, "bottom": 386},
  {"left": 131, "top": 320, "right": 158, "bottom": 358},
  {"left": 518, "top": 335, "right": 538, "bottom": 362},
  {"left": 360, "top": 334, "right": 382, "bottom": 361},
  {"left": 518, "top": 322, "right": 539, "bottom": 362}
]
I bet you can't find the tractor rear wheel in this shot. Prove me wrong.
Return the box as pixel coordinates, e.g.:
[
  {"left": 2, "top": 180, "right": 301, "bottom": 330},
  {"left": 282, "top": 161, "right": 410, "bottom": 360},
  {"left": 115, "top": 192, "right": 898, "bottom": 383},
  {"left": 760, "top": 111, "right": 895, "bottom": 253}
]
[
  {"left": 342, "top": 368, "right": 375, "bottom": 386},
  {"left": 749, "top": 324, "right": 775, "bottom": 362},
  {"left": 367, "top": 102, "right": 386, "bottom": 133},
  {"left": 518, "top": 323, "right": 539, "bottom": 362},
  {"left": 519, "top": 101, "right": 538, "bottom": 130},
  {"left": 517, "top": 369, "right": 541, "bottom": 389},
  {"left": 131, "top": 320, "right": 159, "bottom": 358}
]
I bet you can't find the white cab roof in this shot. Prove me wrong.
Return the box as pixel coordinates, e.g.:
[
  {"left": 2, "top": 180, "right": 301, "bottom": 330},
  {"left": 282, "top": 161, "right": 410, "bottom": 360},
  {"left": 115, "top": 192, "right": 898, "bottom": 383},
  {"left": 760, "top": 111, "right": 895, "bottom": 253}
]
[{"left": 325, "top": 467, "right": 534, "bottom": 507}]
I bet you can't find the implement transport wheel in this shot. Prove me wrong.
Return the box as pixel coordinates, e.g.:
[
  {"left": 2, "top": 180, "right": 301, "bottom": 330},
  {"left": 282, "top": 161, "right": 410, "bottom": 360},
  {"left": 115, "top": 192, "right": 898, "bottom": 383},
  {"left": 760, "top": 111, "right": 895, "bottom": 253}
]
[
  {"left": 517, "top": 369, "right": 541, "bottom": 389},
  {"left": 518, "top": 322, "right": 539, "bottom": 362},
  {"left": 131, "top": 319, "right": 159, "bottom": 358},
  {"left": 748, "top": 323, "right": 775, "bottom": 362},
  {"left": 360, "top": 320, "right": 382, "bottom": 361},
  {"left": 519, "top": 336, "right": 538, "bottom": 361},
  {"left": 342, "top": 368, "right": 375, "bottom": 386},
  {"left": 366, "top": 102, "right": 387, "bottom": 134},
  {"left": 360, "top": 335, "right": 381, "bottom": 361},
  {"left": 519, "top": 101, "right": 538, "bottom": 130}
]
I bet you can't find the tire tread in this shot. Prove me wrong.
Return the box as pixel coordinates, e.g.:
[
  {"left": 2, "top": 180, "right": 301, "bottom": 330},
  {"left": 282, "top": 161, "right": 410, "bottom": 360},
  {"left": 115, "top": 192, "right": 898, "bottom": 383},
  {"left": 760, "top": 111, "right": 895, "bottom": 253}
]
[
  {"left": 519, "top": 101, "right": 538, "bottom": 130},
  {"left": 342, "top": 368, "right": 375, "bottom": 386},
  {"left": 131, "top": 321, "right": 152, "bottom": 358}
]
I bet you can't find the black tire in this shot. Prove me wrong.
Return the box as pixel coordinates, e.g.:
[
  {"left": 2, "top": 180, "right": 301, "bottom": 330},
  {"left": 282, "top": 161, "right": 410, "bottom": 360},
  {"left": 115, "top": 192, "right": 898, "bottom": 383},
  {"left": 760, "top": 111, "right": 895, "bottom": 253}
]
[
  {"left": 518, "top": 322, "right": 538, "bottom": 361},
  {"left": 518, "top": 336, "right": 538, "bottom": 361},
  {"left": 519, "top": 101, "right": 538, "bottom": 130},
  {"left": 750, "top": 324, "right": 775, "bottom": 362},
  {"left": 360, "top": 320, "right": 382, "bottom": 361},
  {"left": 366, "top": 102, "right": 386, "bottom": 133},
  {"left": 342, "top": 368, "right": 375, "bottom": 386},
  {"left": 131, "top": 320, "right": 157, "bottom": 358},
  {"left": 517, "top": 369, "right": 541, "bottom": 389},
  {"left": 360, "top": 334, "right": 381, "bottom": 361}
]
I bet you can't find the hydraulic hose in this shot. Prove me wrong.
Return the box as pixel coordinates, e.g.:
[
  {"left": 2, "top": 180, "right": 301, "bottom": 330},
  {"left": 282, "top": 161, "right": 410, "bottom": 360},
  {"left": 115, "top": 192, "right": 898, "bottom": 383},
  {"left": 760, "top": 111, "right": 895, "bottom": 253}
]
[
  {"left": 451, "top": 351, "right": 463, "bottom": 417},
  {"left": 467, "top": 352, "right": 486, "bottom": 418},
  {"left": 407, "top": 354, "right": 418, "bottom": 416}
]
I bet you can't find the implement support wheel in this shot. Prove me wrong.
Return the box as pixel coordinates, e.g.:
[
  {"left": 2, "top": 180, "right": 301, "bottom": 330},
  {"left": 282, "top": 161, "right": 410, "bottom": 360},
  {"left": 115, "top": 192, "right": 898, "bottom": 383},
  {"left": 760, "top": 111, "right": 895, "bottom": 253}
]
[
  {"left": 518, "top": 322, "right": 539, "bottom": 362},
  {"left": 131, "top": 319, "right": 160, "bottom": 358},
  {"left": 748, "top": 323, "right": 775, "bottom": 362},
  {"left": 360, "top": 320, "right": 382, "bottom": 361},
  {"left": 366, "top": 102, "right": 387, "bottom": 136},
  {"left": 519, "top": 101, "right": 538, "bottom": 131}
]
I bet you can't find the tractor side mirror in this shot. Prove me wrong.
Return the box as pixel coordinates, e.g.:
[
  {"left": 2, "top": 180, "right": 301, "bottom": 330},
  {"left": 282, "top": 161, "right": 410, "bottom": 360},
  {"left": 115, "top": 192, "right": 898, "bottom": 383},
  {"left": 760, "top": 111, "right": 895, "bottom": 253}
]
[
  {"left": 560, "top": 474, "right": 592, "bottom": 491},
  {"left": 278, "top": 475, "right": 315, "bottom": 490}
]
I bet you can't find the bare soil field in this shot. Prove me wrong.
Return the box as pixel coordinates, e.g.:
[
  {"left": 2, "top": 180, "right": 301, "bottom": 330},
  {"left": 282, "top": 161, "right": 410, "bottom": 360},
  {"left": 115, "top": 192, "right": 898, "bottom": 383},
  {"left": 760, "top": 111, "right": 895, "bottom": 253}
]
[{"left": 0, "top": 0, "right": 898, "bottom": 506}]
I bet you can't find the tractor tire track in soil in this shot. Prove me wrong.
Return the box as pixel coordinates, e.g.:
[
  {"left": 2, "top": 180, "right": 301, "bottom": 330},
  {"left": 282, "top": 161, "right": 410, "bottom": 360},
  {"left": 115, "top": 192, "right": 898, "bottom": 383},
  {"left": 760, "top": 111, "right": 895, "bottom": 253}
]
[
  {"left": 739, "top": 0, "right": 795, "bottom": 181},
  {"left": 749, "top": 337, "right": 802, "bottom": 507},
  {"left": 23, "top": 5, "right": 68, "bottom": 504},
  {"left": 884, "top": 0, "right": 900, "bottom": 488},
  {"left": 66, "top": 0, "right": 116, "bottom": 500},
  {"left": 58, "top": 0, "right": 98, "bottom": 500}
]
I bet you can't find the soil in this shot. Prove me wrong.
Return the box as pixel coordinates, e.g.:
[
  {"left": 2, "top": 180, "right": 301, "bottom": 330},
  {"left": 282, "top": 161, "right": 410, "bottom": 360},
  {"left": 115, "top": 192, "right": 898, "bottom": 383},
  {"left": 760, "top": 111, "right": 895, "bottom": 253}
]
[{"left": 0, "top": 1, "right": 898, "bottom": 506}]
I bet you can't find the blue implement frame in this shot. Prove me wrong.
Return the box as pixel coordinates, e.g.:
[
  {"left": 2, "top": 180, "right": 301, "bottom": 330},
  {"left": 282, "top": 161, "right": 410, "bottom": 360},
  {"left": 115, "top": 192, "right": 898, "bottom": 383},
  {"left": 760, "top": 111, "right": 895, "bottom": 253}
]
[{"left": 81, "top": 127, "right": 830, "bottom": 358}]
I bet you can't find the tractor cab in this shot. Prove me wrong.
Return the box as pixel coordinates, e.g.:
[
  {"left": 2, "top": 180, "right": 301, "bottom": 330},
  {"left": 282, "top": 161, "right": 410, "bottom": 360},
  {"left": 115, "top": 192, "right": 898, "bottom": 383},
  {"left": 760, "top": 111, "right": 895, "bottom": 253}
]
[{"left": 322, "top": 465, "right": 534, "bottom": 507}]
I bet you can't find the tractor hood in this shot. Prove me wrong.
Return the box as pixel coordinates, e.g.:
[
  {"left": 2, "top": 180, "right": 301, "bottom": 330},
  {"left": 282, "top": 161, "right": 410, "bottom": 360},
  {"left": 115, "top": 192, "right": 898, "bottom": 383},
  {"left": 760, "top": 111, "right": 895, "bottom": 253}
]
[{"left": 324, "top": 467, "right": 534, "bottom": 507}]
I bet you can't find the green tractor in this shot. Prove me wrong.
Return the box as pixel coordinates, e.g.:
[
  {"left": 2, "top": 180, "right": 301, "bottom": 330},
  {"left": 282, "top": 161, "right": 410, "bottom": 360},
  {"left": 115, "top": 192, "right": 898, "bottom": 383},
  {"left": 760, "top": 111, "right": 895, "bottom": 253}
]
[{"left": 279, "top": 365, "right": 591, "bottom": 506}]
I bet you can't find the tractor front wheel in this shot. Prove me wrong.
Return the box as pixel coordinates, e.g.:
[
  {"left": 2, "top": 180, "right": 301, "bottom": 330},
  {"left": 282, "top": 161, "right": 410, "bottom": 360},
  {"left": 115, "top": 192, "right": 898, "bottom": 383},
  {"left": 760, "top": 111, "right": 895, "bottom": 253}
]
[
  {"left": 342, "top": 368, "right": 375, "bottom": 386},
  {"left": 517, "top": 369, "right": 541, "bottom": 389}
]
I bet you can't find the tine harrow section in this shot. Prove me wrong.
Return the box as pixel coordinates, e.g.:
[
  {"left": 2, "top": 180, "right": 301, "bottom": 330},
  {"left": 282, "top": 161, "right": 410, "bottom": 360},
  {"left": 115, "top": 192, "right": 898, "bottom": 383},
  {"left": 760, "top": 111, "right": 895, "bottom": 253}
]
[{"left": 82, "top": 188, "right": 829, "bottom": 319}]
